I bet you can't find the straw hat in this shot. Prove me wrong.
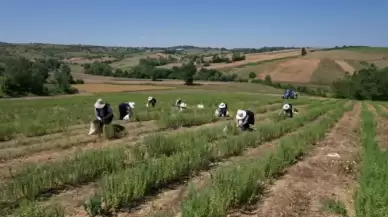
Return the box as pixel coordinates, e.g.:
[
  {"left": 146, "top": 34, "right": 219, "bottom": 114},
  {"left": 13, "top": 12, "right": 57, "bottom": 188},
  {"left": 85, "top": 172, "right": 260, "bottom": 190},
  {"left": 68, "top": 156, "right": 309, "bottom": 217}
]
[
  {"left": 94, "top": 99, "right": 105, "bottom": 109},
  {"left": 236, "top": 109, "right": 246, "bottom": 120},
  {"left": 219, "top": 103, "right": 226, "bottom": 109},
  {"left": 283, "top": 104, "right": 290, "bottom": 110},
  {"left": 128, "top": 102, "right": 136, "bottom": 108}
]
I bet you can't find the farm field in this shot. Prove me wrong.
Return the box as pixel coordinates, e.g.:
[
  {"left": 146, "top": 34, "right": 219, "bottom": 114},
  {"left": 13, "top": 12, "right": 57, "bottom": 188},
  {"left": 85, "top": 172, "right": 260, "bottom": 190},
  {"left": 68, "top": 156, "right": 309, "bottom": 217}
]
[
  {"left": 223, "top": 47, "right": 388, "bottom": 84},
  {"left": 0, "top": 89, "right": 386, "bottom": 217}
]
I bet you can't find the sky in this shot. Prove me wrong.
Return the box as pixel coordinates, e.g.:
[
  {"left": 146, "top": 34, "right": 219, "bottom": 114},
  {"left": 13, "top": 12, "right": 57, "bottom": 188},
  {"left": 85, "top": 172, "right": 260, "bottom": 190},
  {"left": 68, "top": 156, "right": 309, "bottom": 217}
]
[{"left": 0, "top": 0, "right": 387, "bottom": 48}]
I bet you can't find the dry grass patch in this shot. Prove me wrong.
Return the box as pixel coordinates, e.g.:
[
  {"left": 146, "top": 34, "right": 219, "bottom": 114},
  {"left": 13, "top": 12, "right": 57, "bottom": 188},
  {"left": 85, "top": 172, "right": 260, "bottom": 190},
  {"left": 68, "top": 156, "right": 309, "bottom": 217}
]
[
  {"left": 310, "top": 58, "right": 346, "bottom": 84},
  {"left": 72, "top": 84, "right": 174, "bottom": 93}
]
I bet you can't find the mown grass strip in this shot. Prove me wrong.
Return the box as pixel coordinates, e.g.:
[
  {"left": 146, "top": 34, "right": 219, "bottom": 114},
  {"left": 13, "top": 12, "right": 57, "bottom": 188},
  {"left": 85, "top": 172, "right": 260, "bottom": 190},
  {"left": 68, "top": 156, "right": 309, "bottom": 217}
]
[
  {"left": 180, "top": 102, "right": 352, "bottom": 217},
  {"left": 355, "top": 103, "right": 388, "bottom": 216},
  {"left": 1, "top": 100, "right": 318, "bottom": 214},
  {"left": 81, "top": 101, "right": 340, "bottom": 214}
]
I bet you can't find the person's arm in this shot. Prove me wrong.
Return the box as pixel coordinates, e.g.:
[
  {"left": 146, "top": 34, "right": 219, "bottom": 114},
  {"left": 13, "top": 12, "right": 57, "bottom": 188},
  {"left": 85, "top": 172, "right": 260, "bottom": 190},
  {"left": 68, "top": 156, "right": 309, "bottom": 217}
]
[
  {"left": 104, "top": 106, "right": 114, "bottom": 119},
  {"left": 95, "top": 108, "right": 101, "bottom": 120},
  {"left": 241, "top": 116, "right": 249, "bottom": 125}
]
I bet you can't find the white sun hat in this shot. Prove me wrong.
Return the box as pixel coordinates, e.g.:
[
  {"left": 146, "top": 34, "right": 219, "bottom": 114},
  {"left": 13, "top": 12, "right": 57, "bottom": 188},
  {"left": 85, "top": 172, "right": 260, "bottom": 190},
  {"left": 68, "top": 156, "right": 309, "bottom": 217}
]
[
  {"left": 283, "top": 104, "right": 290, "bottom": 110},
  {"left": 236, "top": 109, "right": 247, "bottom": 120},
  {"left": 94, "top": 98, "right": 105, "bottom": 109},
  {"left": 180, "top": 103, "right": 187, "bottom": 108},
  {"left": 148, "top": 96, "right": 153, "bottom": 101},
  {"left": 219, "top": 103, "right": 226, "bottom": 109},
  {"left": 128, "top": 102, "right": 136, "bottom": 108},
  {"left": 197, "top": 104, "right": 204, "bottom": 109}
]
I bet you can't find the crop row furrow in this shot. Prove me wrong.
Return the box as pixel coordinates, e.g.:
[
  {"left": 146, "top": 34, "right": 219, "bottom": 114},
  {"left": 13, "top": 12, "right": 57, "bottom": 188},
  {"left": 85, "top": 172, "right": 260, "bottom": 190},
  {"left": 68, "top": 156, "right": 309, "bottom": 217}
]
[
  {"left": 6, "top": 100, "right": 333, "bottom": 216},
  {"left": 355, "top": 103, "right": 388, "bottom": 216},
  {"left": 79, "top": 101, "right": 340, "bottom": 215},
  {"left": 0, "top": 101, "right": 320, "bottom": 215},
  {"left": 0, "top": 100, "right": 315, "bottom": 182},
  {"left": 178, "top": 101, "right": 352, "bottom": 217}
]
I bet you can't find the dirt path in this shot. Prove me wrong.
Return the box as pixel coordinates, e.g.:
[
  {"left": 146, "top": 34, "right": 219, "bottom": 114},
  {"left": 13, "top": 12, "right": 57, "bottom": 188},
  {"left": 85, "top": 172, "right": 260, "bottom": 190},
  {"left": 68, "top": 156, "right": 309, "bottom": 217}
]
[
  {"left": 334, "top": 60, "right": 355, "bottom": 74},
  {"left": 65, "top": 106, "right": 332, "bottom": 217},
  {"left": 239, "top": 102, "right": 361, "bottom": 217}
]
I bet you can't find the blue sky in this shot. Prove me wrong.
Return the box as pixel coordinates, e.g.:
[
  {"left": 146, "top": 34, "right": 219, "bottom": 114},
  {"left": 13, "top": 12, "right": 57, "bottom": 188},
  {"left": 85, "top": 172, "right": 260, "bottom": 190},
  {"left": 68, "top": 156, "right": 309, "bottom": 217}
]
[{"left": 0, "top": 0, "right": 387, "bottom": 48}]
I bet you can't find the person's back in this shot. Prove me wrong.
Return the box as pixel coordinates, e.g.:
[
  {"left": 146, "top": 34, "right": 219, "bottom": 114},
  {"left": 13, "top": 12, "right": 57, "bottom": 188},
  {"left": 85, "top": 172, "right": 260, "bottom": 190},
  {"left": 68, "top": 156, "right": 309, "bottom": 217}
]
[
  {"left": 148, "top": 96, "right": 157, "bottom": 107},
  {"left": 283, "top": 103, "right": 293, "bottom": 118}
]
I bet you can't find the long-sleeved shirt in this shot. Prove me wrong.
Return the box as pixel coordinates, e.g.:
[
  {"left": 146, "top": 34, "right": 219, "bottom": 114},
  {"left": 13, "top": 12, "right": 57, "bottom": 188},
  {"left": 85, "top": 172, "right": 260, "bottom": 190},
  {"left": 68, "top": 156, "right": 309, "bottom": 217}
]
[{"left": 95, "top": 105, "right": 113, "bottom": 119}]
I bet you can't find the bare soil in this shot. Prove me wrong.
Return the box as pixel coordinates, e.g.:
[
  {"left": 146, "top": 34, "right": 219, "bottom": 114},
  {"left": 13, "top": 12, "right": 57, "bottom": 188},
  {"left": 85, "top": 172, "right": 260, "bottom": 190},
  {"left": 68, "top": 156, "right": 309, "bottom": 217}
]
[
  {"left": 258, "top": 58, "right": 321, "bottom": 83},
  {"left": 241, "top": 103, "right": 361, "bottom": 217}
]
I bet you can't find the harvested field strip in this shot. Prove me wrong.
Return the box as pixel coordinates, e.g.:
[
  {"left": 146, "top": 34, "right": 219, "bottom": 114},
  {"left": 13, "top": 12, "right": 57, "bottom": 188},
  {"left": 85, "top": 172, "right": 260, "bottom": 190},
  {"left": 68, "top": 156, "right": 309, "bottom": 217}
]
[
  {"left": 355, "top": 103, "right": 388, "bottom": 216},
  {"left": 179, "top": 102, "right": 351, "bottom": 217},
  {"left": 6, "top": 101, "right": 334, "bottom": 216},
  {"left": 0, "top": 101, "right": 321, "bottom": 214},
  {"left": 109, "top": 102, "right": 343, "bottom": 217},
  {"left": 75, "top": 101, "right": 340, "bottom": 215},
  {"left": 310, "top": 58, "right": 346, "bottom": 84}
]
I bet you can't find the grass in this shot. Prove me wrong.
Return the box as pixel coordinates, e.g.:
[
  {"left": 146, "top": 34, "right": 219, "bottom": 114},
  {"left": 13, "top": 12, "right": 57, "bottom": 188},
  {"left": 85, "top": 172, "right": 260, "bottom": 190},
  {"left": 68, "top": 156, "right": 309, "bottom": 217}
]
[
  {"left": 355, "top": 103, "right": 388, "bottom": 216},
  {"left": 310, "top": 58, "right": 346, "bottom": 84},
  {"left": 322, "top": 198, "right": 349, "bottom": 217}
]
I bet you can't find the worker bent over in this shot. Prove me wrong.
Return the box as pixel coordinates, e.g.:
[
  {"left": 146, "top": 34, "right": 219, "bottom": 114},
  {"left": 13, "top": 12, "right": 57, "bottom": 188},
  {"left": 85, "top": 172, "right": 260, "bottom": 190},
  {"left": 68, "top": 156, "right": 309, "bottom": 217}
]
[
  {"left": 94, "top": 99, "right": 114, "bottom": 133},
  {"left": 147, "top": 96, "right": 157, "bottom": 108},
  {"left": 236, "top": 109, "right": 255, "bottom": 131},
  {"left": 215, "top": 102, "right": 229, "bottom": 117},
  {"left": 118, "top": 102, "right": 135, "bottom": 120}
]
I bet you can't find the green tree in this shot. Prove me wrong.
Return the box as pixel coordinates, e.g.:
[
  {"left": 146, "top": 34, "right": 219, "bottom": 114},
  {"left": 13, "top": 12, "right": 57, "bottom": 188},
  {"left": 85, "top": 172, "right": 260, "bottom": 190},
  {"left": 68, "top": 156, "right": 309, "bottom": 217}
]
[
  {"left": 264, "top": 75, "right": 272, "bottom": 85},
  {"left": 248, "top": 72, "right": 256, "bottom": 79},
  {"left": 181, "top": 62, "right": 196, "bottom": 85},
  {"left": 301, "top": 47, "right": 307, "bottom": 56}
]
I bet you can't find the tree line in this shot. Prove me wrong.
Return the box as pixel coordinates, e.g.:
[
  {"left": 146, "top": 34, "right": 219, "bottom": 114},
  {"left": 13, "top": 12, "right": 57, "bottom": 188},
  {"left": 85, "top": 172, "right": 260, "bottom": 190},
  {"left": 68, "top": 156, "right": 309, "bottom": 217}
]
[
  {"left": 332, "top": 64, "right": 388, "bottom": 100},
  {"left": 0, "top": 57, "right": 84, "bottom": 97},
  {"left": 83, "top": 59, "right": 239, "bottom": 84}
]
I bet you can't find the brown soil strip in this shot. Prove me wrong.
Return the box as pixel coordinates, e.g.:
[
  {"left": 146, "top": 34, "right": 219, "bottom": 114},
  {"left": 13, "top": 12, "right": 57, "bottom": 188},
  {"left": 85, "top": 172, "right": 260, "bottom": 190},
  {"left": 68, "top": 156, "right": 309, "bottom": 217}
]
[
  {"left": 66, "top": 106, "right": 332, "bottom": 217},
  {"left": 235, "top": 102, "right": 361, "bottom": 217}
]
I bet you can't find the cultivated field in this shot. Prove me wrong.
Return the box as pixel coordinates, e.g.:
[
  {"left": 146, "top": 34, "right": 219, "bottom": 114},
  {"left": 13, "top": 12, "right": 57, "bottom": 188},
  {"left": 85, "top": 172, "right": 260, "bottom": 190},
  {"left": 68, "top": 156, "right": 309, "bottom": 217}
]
[
  {"left": 0, "top": 89, "right": 386, "bottom": 217},
  {"left": 224, "top": 47, "right": 388, "bottom": 84}
]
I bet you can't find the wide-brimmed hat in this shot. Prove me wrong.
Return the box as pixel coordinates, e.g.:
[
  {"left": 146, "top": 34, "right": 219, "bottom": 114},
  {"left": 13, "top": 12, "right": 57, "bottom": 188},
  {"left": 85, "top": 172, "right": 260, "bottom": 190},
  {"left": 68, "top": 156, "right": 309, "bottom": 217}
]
[
  {"left": 219, "top": 103, "right": 226, "bottom": 109},
  {"left": 94, "top": 99, "right": 105, "bottom": 109},
  {"left": 236, "top": 109, "right": 246, "bottom": 120},
  {"left": 148, "top": 96, "right": 153, "bottom": 101},
  {"left": 180, "top": 103, "right": 187, "bottom": 108},
  {"left": 128, "top": 102, "right": 136, "bottom": 108},
  {"left": 283, "top": 104, "right": 290, "bottom": 110}
]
